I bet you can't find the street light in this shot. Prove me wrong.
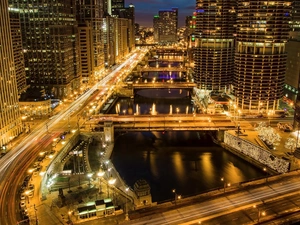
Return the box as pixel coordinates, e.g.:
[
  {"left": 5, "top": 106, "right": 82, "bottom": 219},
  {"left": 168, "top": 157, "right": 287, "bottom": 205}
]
[
  {"left": 87, "top": 173, "right": 93, "bottom": 187},
  {"left": 172, "top": 189, "right": 177, "bottom": 205},
  {"left": 25, "top": 190, "right": 30, "bottom": 204},
  {"left": 263, "top": 167, "right": 268, "bottom": 182},
  {"left": 68, "top": 210, "right": 73, "bottom": 224},
  {"left": 125, "top": 187, "right": 129, "bottom": 220},
  {"left": 253, "top": 205, "right": 265, "bottom": 223},
  {"left": 108, "top": 175, "right": 116, "bottom": 198},
  {"left": 221, "top": 177, "right": 230, "bottom": 193},
  {"left": 97, "top": 169, "right": 105, "bottom": 194}
]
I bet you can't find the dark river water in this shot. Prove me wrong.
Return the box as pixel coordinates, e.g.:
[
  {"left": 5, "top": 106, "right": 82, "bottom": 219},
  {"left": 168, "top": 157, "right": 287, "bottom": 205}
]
[
  {"left": 111, "top": 131, "right": 265, "bottom": 203},
  {"left": 108, "top": 92, "right": 265, "bottom": 203}
]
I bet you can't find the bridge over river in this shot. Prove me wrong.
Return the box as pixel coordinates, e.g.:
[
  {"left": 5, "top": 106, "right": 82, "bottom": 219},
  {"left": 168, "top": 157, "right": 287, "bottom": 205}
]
[
  {"left": 84, "top": 114, "right": 237, "bottom": 142},
  {"left": 131, "top": 82, "right": 196, "bottom": 90}
]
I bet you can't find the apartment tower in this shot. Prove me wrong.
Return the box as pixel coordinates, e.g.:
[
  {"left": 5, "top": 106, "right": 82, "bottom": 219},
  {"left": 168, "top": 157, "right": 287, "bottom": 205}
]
[
  {"left": 0, "top": 1, "right": 22, "bottom": 148},
  {"left": 194, "top": 0, "right": 236, "bottom": 91},
  {"left": 234, "top": 1, "right": 291, "bottom": 112}
]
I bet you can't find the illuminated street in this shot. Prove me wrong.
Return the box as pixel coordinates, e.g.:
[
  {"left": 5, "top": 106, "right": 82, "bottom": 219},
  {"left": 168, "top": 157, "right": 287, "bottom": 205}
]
[{"left": 0, "top": 48, "right": 148, "bottom": 225}]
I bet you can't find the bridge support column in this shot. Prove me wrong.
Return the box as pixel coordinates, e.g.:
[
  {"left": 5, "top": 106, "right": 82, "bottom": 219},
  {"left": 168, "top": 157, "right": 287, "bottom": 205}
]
[
  {"left": 216, "top": 130, "right": 225, "bottom": 142},
  {"left": 104, "top": 122, "right": 114, "bottom": 143}
]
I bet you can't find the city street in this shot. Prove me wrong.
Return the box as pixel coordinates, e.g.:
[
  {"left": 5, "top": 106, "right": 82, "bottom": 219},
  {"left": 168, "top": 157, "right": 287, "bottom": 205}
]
[{"left": 0, "top": 48, "right": 148, "bottom": 225}]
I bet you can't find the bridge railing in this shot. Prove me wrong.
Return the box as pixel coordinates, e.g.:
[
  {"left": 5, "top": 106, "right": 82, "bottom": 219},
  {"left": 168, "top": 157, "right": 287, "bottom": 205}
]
[{"left": 90, "top": 114, "right": 233, "bottom": 123}]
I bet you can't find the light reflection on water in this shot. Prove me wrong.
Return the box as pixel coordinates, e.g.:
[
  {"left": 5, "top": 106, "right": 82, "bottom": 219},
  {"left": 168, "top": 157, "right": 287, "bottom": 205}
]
[{"left": 112, "top": 131, "right": 265, "bottom": 203}]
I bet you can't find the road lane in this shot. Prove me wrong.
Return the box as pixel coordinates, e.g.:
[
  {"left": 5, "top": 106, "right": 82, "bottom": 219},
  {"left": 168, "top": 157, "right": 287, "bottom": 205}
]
[{"left": 0, "top": 48, "right": 148, "bottom": 225}]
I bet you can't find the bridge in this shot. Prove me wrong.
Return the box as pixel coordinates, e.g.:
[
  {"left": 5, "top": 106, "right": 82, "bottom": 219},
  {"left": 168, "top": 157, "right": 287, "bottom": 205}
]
[
  {"left": 140, "top": 67, "right": 186, "bottom": 72},
  {"left": 147, "top": 58, "right": 185, "bottom": 62},
  {"left": 131, "top": 82, "right": 196, "bottom": 90},
  {"left": 84, "top": 114, "right": 236, "bottom": 141}
]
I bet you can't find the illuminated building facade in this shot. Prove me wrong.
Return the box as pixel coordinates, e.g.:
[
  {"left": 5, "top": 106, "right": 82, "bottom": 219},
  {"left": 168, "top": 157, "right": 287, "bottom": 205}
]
[
  {"left": 234, "top": 1, "right": 291, "bottom": 111},
  {"left": 194, "top": 0, "right": 236, "bottom": 91},
  {"left": 153, "top": 15, "right": 160, "bottom": 43},
  {"left": 153, "top": 8, "right": 178, "bottom": 43},
  {"left": 9, "top": 9, "right": 27, "bottom": 95},
  {"left": 77, "top": 0, "right": 105, "bottom": 82},
  {"left": 290, "top": 1, "right": 300, "bottom": 39},
  {"left": 8, "top": 0, "right": 81, "bottom": 99},
  {"left": 103, "top": 17, "right": 117, "bottom": 67},
  {"left": 111, "top": 3, "right": 135, "bottom": 52},
  {"left": 0, "top": 1, "right": 22, "bottom": 148},
  {"left": 185, "top": 13, "right": 197, "bottom": 48},
  {"left": 111, "top": 0, "right": 124, "bottom": 9},
  {"left": 78, "top": 23, "right": 95, "bottom": 83}
]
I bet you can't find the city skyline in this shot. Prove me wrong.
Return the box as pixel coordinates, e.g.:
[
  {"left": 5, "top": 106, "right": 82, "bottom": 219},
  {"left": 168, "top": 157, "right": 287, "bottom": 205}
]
[{"left": 125, "top": 0, "right": 195, "bottom": 27}]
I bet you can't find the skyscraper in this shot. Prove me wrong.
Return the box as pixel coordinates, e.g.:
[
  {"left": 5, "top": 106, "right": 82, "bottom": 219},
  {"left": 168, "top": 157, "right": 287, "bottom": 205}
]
[
  {"left": 194, "top": 0, "right": 236, "bottom": 91},
  {"left": 9, "top": 8, "right": 27, "bottom": 95},
  {"left": 290, "top": 0, "right": 300, "bottom": 39},
  {"left": 9, "top": 0, "right": 81, "bottom": 99},
  {"left": 234, "top": 1, "right": 291, "bottom": 112},
  {"left": 0, "top": 1, "right": 21, "bottom": 148},
  {"left": 77, "top": 0, "right": 105, "bottom": 82},
  {"left": 111, "top": 0, "right": 124, "bottom": 9},
  {"left": 153, "top": 8, "right": 178, "bottom": 43}
]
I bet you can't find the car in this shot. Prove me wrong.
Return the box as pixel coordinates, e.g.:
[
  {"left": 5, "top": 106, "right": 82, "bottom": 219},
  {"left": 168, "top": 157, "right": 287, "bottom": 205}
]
[
  {"left": 20, "top": 194, "right": 26, "bottom": 200},
  {"left": 20, "top": 201, "right": 26, "bottom": 208},
  {"left": 28, "top": 184, "right": 34, "bottom": 190},
  {"left": 21, "top": 208, "right": 28, "bottom": 216},
  {"left": 28, "top": 191, "right": 34, "bottom": 198},
  {"left": 0, "top": 152, "right": 6, "bottom": 159},
  {"left": 24, "top": 175, "right": 31, "bottom": 182}
]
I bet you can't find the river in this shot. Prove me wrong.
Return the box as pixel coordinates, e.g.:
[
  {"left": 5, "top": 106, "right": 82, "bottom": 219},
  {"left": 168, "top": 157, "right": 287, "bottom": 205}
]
[{"left": 109, "top": 93, "right": 265, "bottom": 203}]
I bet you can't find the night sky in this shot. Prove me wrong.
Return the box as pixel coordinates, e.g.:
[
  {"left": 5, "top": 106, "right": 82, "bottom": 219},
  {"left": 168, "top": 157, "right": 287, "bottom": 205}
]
[{"left": 125, "top": 0, "right": 195, "bottom": 27}]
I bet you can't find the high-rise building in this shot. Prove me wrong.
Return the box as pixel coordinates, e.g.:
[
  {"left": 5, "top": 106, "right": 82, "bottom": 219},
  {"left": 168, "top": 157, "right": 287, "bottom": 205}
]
[
  {"left": 0, "top": 1, "right": 22, "bottom": 148},
  {"left": 8, "top": 0, "right": 81, "bottom": 99},
  {"left": 111, "top": 3, "right": 135, "bottom": 52},
  {"left": 185, "top": 13, "right": 197, "bottom": 48},
  {"left": 111, "top": 0, "right": 124, "bottom": 9},
  {"left": 153, "top": 15, "right": 160, "bottom": 43},
  {"left": 290, "top": 1, "right": 300, "bottom": 39},
  {"left": 284, "top": 40, "right": 300, "bottom": 101},
  {"left": 284, "top": 1, "right": 300, "bottom": 101},
  {"left": 77, "top": 0, "right": 105, "bottom": 82},
  {"left": 78, "top": 23, "right": 95, "bottom": 83},
  {"left": 234, "top": 1, "right": 291, "bottom": 112},
  {"left": 153, "top": 8, "right": 178, "bottom": 43},
  {"left": 194, "top": 0, "right": 236, "bottom": 91},
  {"left": 9, "top": 9, "right": 27, "bottom": 96}
]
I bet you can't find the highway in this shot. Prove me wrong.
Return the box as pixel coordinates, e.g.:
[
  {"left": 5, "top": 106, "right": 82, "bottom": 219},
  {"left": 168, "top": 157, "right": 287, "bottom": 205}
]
[
  {"left": 0, "top": 48, "right": 148, "bottom": 225},
  {"left": 118, "top": 175, "right": 300, "bottom": 225}
]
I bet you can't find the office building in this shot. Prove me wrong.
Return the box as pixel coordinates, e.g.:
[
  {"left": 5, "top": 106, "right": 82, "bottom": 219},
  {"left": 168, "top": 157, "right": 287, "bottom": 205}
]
[
  {"left": 290, "top": 1, "right": 300, "bottom": 39},
  {"left": 78, "top": 23, "right": 95, "bottom": 83},
  {"left": 111, "top": 0, "right": 124, "bottom": 9},
  {"left": 284, "top": 40, "right": 300, "bottom": 102},
  {"left": 153, "top": 8, "right": 178, "bottom": 43},
  {"left": 185, "top": 13, "right": 197, "bottom": 48},
  {"left": 8, "top": 0, "right": 81, "bottom": 99},
  {"left": 234, "top": 0, "right": 291, "bottom": 112},
  {"left": 9, "top": 9, "right": 27, "bottom": 95},
  {"left": 0, "top": 1, "right": 22, "bottom": 148},
  {"left": 153, "top": 15, "right": 160, "bottom": 43},
  {"left": 111, "top": 3, "right": 135, "bottom": 52},
  {"left": 194, "top": 0, "right": 236, "bottom": 91},
  {"left": 77, "top": 0, "right": 105, "bottom": 82}
]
